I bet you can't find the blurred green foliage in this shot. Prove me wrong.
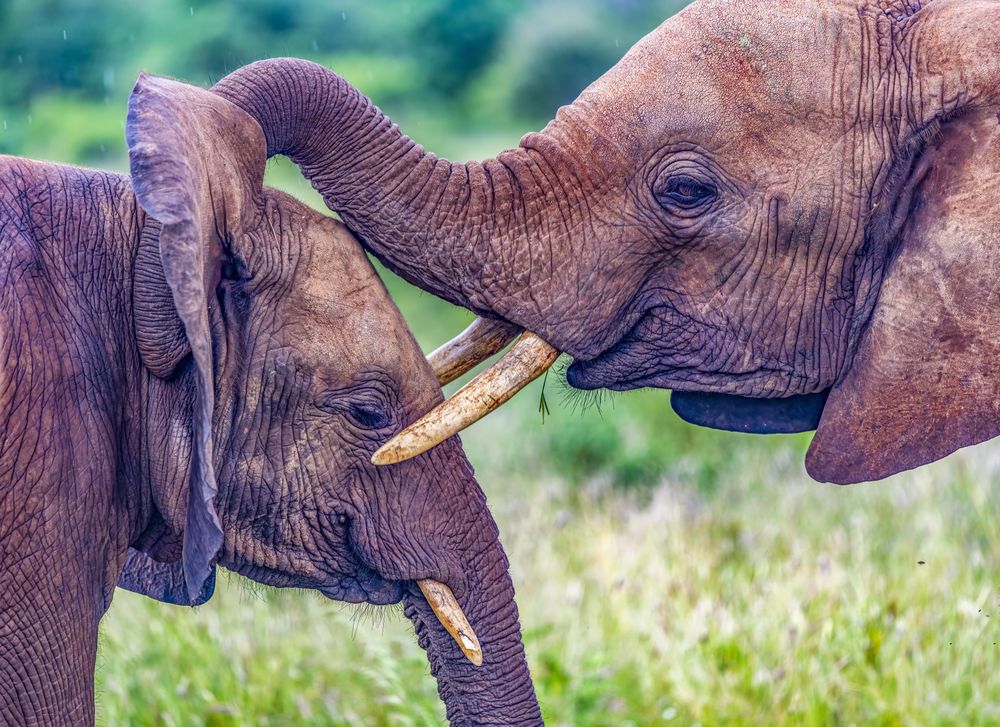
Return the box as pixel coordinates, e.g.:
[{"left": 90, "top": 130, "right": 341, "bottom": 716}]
[{"left": 0, "top": 0, "right": 687, "bottom": 163}]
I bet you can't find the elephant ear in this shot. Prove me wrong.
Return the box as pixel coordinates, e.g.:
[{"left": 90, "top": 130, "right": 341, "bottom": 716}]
[
  {"left": 122, "top": 74, "right": 265, "bottom": 602},
  {"left": 807, "top": 110, "right": 1000, "bottom": 483}
]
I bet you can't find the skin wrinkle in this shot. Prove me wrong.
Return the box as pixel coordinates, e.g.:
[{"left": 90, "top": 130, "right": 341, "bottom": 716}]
[{"left": 0, "top": 72, "right": 541, "bottom": 725}]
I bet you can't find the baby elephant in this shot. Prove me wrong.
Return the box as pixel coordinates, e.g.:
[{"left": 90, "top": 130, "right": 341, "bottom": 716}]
[{"left": 0, "top": 73, "right": 541, "bottom": 726}]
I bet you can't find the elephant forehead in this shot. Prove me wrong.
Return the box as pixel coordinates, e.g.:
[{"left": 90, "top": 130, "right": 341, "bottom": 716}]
[
  {"left": 282, "top": 215, "right": 436, "bottom": 395},
  {"left": 578, "top": 0, "right": 864, "bottom": 160}
]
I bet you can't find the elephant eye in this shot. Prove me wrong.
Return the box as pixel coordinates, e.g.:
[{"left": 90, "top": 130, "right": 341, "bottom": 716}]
[
  {"left": 348, "top": 402, "right": 391, "bottom": 430},
  {"left": 656, "top": 175, "right": 717, "bottom": 212}
]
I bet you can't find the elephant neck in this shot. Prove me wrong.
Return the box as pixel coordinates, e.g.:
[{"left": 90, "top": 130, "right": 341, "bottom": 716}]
[{"left": 212, "top": 59, "right": 568, "bottom": 342}]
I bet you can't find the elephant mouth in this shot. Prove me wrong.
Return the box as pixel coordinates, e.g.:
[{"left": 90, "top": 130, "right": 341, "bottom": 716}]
[
  {"left": 568, "top": 350, "right": 829, "bottom": 433},
  {"left": 334, "top": 528, "right": 485, "bottom": 666},
  {"left": 318, "top": 564, "right": 406, "bottom": 605},
  {"left": 564, "top": 315, "right": 831, "bottom": 434}
]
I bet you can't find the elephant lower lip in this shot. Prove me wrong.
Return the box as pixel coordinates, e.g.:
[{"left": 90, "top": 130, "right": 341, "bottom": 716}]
[
  {"left": 567, "top": 345, "right": 831, "bottom": 434},
  {"left": 320, "top": 572, "right": 406, "bottom": 606},
  {"left": 671, "top": 389, "right": 830, "bottom": 434},
  {"left": 319, "top": 584, "right": 403, "bottom": 605}
]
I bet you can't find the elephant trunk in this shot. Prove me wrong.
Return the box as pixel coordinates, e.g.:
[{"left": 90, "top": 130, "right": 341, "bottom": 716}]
[
  {"left": 403, "top": 535, "right": 542, "bottom": 726},
  {"left": 212, "top": 58, "right": 581, "bottom": 353},
  {"left": 346, "top": 441, "right": 542, "bottom": 725}
]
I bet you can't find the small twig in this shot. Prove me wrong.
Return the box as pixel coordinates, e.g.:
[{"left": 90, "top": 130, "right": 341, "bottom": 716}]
[{"left": 538, "top": 368, "right": 551, "bottom": 423}]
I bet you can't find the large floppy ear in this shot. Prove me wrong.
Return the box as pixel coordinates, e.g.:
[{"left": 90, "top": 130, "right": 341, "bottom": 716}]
[
  {"left": 122, "top": 74, "right": 266, "bottom": 601},
  {"left": 808, "top": 110, "right": 1000, "bottom": 483}
]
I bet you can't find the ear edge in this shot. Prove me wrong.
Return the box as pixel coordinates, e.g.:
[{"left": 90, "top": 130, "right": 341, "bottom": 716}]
[
  {"left": 126, "top": 73, "right": 233, "bottom": 599},
  {"left": 807, "top": 110, "right": 1000, "bottom": 483}
]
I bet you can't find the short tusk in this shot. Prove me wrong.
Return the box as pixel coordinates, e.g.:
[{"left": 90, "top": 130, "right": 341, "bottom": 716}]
[
  {"left": 372, "top": 332, "right": 559, "bottom": 465},
  {"left": 428, "top": 318, "right": 522, "bottom": 386},
  {"left": 417, "top": 579, "right": 483, "bottom": 667}
]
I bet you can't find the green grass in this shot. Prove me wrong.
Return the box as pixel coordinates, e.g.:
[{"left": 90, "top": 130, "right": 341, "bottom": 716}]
[
  {"left": 98, "top": 404, "right": 1000, "bottom": 725},
  {"left": 90, "top": 151, "right": 1000, "bottom": 727}
]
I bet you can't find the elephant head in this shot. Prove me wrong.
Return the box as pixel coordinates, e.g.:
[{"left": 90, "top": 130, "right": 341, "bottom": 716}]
[
  {"left": 118, "top": 74, "right": 541, "bottom": 725},
  {"left": 210, "top": 0, "right": 1000, "bottom": 484}
]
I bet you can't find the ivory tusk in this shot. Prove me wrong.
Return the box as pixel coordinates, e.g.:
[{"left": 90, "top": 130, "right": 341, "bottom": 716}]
[
  {"left": 372, "top": 332, "right": 559, "bottom": 465},
  {"left": 417, "top": 578, "right": 483, "bottom": 667},
  {"left": 427, "top": 318, "right": 522, "bottom": 386}
]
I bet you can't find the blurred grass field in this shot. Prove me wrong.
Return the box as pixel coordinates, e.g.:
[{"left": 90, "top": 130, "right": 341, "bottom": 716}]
[
  {"left": 98, "top": 361, "right": 1000, "bottom": 726},
  {"left": 2, "top": 1, "right": 999, "bottom": 724}
]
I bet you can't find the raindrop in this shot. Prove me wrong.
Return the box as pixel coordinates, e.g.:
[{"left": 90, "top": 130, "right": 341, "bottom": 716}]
[
  {"left": 2, "top": 121, "right": 6, "bottom": 131},
  {"left": 17, "top": 55, "right": 22, "bottom": 64},
  {"left": 27, "top": 115, "right": 32, "bottom": 125},
  {"left": 341, "top": 11, "right": 346, "bottom": 20},
  {"left": 311, "top": 39, "right": 318, "bottom": 52},
  {"left": 615, "top": 39, "right": 620, "bottom": 48},
  {"left": 63, "top": 30, "right": 67, "bottom": 40},
  {"left": 190, "top": 6, "right": 194, "bottom": 16},
  {"left": 103, "top": 67, "right": 115, "bottom": 89}
]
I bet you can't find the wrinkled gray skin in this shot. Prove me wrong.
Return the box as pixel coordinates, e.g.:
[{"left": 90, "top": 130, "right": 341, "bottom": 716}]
[
  {"left": 212, "top": 0, "right": 1000, "bottom": 483},
  {"left": 0, "top": 76, "right": 540, "bottom": 725}
]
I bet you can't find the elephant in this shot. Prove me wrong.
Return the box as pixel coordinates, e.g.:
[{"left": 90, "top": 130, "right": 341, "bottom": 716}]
[
  {"left": 205, "top": 0, "right": 1000, "bottom": 485},
  {"left": 0, "top": 73, "right": 542, "bottom": 725}
]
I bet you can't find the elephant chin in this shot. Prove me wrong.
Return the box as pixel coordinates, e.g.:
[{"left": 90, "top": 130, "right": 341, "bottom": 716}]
[{"left": 670, "top": 390, "right": 831, "bottom": 435}]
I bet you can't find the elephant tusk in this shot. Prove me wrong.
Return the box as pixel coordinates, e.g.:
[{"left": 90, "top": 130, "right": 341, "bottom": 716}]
[
  {"left": 417, "top": 579, "right": 483, "bottom": 667},
  {"left": 372, "top": 332, "right": 559, "bottom": 465},
  {"left": 427, "top": 317, "right": 522, "bottom": 386}
]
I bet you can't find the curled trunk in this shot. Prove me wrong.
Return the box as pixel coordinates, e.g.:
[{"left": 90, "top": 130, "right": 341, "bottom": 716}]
[
  {"left": 212, "top": 58, "right": 583, "bottom": 354},
  {"left": 404, "top": 536, "right": 542, "bottom": 726},
  {"left": 335, "top": 438, "right": 542, "bottom": 723}
]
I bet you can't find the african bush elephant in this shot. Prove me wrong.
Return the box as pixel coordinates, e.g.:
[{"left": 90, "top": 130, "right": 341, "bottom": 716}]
[
  {"left": 209, "top": 0, "right": 1000, "bottom": 485},
  {"left": 0, "top": 74, "right": 541, "bottom": 725}
]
